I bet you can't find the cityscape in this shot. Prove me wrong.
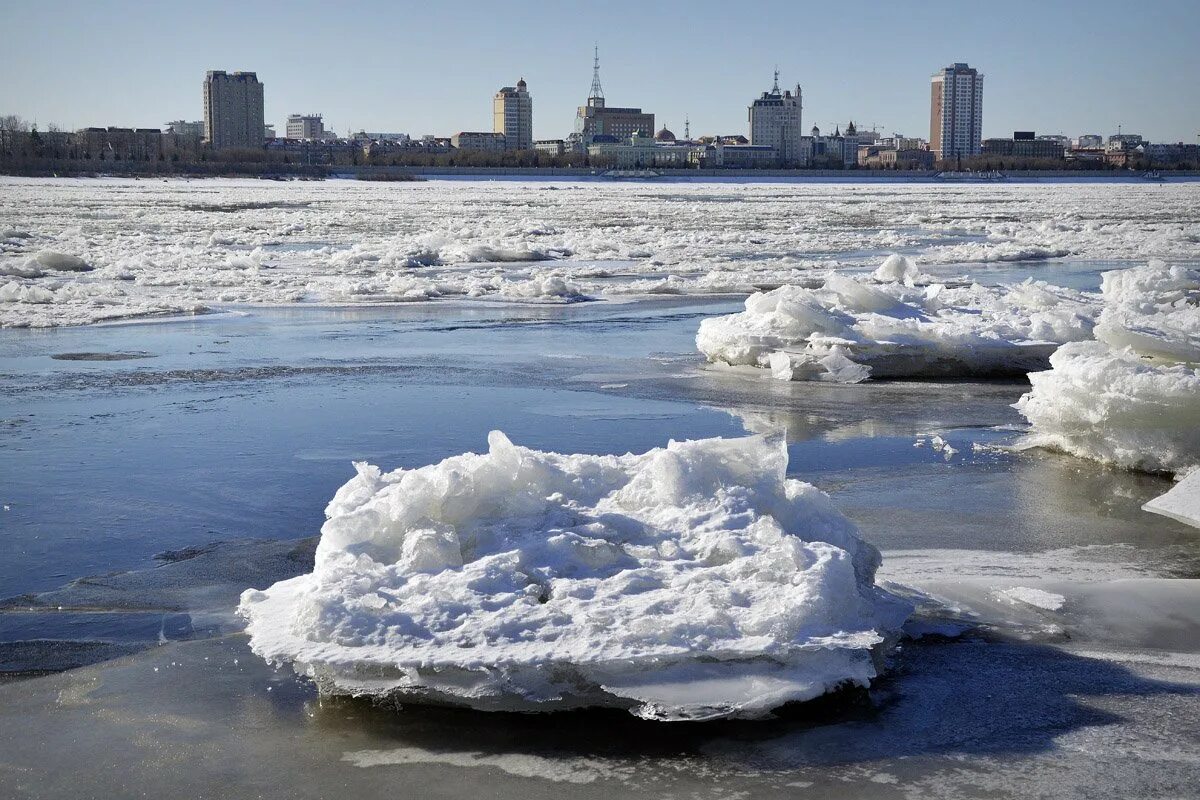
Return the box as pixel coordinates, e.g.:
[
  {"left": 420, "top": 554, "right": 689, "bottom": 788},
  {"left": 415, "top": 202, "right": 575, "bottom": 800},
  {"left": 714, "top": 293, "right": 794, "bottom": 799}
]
[{"left": 2, "top": 49, "right": 1198, "bottom": 174}]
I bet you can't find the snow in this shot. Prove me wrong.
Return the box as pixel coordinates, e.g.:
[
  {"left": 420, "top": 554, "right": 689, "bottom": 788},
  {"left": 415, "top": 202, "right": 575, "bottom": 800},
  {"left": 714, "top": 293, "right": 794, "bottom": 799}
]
[
  {"left": 239, "top": 431, "right": 909, "bottom": 721},
  {"left": 1, "top": 176, "right": 1197, "bottom": 328},
  {"left": 1143, "top": 470, "right": 1200, "bottom": 529},
  {"left": 1016, "top": 262, "right": 1200, "bottom": 475},
  {"left": 697, "top": 259, "right": 1099, "bottom": 381}
]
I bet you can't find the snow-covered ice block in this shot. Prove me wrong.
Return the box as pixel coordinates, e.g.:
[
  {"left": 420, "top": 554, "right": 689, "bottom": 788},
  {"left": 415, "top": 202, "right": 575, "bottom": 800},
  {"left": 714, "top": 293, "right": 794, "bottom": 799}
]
[
  {"left": 239, "top": 432, "right": 909, "bottom": 721},
  {"left": 697, "top": 255, "right": 1098, "bottom": 382},
  {"left": 1016, "top": 262, "right": 1200, "bottom": 476},
  {"left": 1143, "top": 470, "right": 1200, "bottom": 529}
]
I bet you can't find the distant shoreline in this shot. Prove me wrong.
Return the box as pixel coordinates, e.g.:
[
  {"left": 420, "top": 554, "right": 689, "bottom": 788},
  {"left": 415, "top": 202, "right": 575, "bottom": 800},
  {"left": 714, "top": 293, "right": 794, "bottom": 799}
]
[{"left": 3, "top": 161, "right": 1198, "bottom": 182}]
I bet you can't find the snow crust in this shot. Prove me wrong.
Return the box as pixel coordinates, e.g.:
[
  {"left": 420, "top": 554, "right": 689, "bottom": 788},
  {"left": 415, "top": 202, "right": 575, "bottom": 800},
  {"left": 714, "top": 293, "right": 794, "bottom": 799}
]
[
  {"left": 697, "top": 259, "right": 1098, "bottom": 381},
  {"left": 2, "top": 177, "right": 1197, "bottom": 328},
  {"left": 239, "top": 431, "right": 909, "bottom": 720},
  {"left": 1016, "top": 262, "right": 1200, "bottom": 475}
]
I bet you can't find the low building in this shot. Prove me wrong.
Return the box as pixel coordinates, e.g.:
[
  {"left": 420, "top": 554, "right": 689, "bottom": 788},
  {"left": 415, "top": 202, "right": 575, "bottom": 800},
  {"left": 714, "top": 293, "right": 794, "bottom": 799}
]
[
  {"left": 286, "top": 114, "right": 327, "bottom": 140},
  {"left": 704, "top": 143, "right": 778, "bottom": 168},
  {"left": 981, "top": 131, "right": 1065, "bottom": 159},
  {"left": 75, "top": 127, "right": 163, "bottom": 160},
  {"left": 858, "top": 145, "right": 934, "bottom": 169},
  {"left": 587, "top": 132, "right": 693, "bottom": 168},
  {"left": 534, "top": 139, "right": 565, "bottom": 156},
  {"left": 165, "top": 120, "right": 204, "bottom": 139},
  {"left": 1074, "top": 134, "right": 1103, "bottom": 149},
  {"left": 451, "top": 131, "right": 507, "bottom": 151},
  {"left": 263, "top": 124, "right": 276, "bottom": 140}
]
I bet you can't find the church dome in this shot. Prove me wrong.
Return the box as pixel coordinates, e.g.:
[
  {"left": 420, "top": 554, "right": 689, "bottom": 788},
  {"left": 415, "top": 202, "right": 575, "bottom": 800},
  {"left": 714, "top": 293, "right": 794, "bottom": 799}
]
[{"left": 655, "top": 126, "right": 676, "bottom": 142}]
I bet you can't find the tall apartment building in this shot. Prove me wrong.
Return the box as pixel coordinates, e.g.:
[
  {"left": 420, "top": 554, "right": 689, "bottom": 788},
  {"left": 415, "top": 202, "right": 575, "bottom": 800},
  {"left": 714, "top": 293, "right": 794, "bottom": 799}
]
[
  {"left": 748, "top": 73, "right": 805, "bottom": 165},
  {"left": 573, "top": 47, "right": 654, "bottom": 146},
  {"left": 203, "top": 70, "right": 264, "bottom": 150},
  {"left": 286, "top": 114, "right": 326, "bottom": 140},
  {"left": 929, "top": 63, "right": 983, "bottom": 159},
  {"left": 493, "top": 79, "right": 533, "bottom": 151}
]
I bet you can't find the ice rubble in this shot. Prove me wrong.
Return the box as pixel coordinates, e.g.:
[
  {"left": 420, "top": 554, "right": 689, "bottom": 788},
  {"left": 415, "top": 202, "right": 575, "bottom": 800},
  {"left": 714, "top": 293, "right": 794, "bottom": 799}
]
[
  {"left": 2, "top": 177, "right": 1198, "bottom": 328},
  {"left": 239, "top": 432, "right": 909, "bottom": 721},
  {"left": 1015, "top": 261, "right": 1200, "bottom": 476},
  {"left": 697, "top": 255, "right": 1098, "bottom": 381}
]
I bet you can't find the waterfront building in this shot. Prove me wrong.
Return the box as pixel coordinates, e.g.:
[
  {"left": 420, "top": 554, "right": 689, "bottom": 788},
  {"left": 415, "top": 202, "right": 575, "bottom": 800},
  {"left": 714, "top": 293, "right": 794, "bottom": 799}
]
[
  {"left": 573, "top": 47, "right": 654, "bottom": 147},
  {"left": 165, "top": 120, "right": 204, "bottom": 140},
  {"left": 264, "top": 124, "right": 276, "bottom": 140},
  {"left": 286, "top": 114, "right": 326, "bottom": 140},
  {"left": 451, "top": 131, "right": 507, "bottom": 151},
  {"left": 748, "top": 72, "right": 805, "bottom": 165},
  {"left": 1074, "top": 134, "right": 1103, "bottom": 149},
  {"left": 587, "top": 132, "right": 693, "bottom": 168},
  {"left": 535, "top": 139, "right": 566, "bottom": 156},
  {"left": 929, "top": 62, "right": 983, "bottom": 159},
  {"left": 704, "top": 142, "right": 778, "bottom": 168},
  {"left": 981, "top": 131, "right": 1064, "bottom": 159},
  {"left": 203, "top": 70, "right": 265, "bottom": 150},
  {"left": 857, "top": 145, "right": 934, "bottom": 169},
  {"left": 75, "top": 127, "right": 163, "bottom": 160},
  {"left": 493, "top": 79, "right": 533, "bottom": 151}
]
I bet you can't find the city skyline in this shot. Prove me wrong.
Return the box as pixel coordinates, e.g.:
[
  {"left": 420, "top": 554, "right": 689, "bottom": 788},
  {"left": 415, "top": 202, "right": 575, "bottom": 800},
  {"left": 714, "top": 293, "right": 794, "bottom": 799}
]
[{"left": 2, "top": 0, "right": 1198, "bottom": 143}]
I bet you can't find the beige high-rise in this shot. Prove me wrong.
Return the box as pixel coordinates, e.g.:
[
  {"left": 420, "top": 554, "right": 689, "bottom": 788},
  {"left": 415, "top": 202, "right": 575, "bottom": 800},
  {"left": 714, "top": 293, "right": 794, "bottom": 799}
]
[
  {"left": 930, "top": 63, "right": 983, "bottom": 160},
  {"left": 493, "top": 79, "right": 533, "bottom": 151},
  {"left": 203, "top": 70, "right": 265, "bottom": 150}
]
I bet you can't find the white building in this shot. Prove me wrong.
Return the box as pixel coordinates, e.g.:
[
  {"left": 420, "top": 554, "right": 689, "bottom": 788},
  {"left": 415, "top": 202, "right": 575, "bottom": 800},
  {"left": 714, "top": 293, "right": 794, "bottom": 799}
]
[
  {"left": 493, "top": 79, "right": 533, "bottom": 151},
  {"left": 587, "top": 132, "right": 694, "bottom": 168},
  {"left": 749, "top": 73, "right": 805, "bottom": 165},
  {"left": 929, "top": 63, "right": 983, "bottom": 159},
  {"left": 286, "top": 114, "right": 326, "bottom": 140},
  {"left": 451, "top": 131, "right": 507, "bottom": 152},
  {"left": 165, "top": 120, "right": 204, "bottom": 139}
]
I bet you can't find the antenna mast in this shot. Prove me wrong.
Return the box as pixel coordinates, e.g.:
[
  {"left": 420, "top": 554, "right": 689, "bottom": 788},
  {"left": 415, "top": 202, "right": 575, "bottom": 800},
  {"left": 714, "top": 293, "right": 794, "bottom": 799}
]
[{"left": 589, "top": 44, "right": 605, "bottom": 104}]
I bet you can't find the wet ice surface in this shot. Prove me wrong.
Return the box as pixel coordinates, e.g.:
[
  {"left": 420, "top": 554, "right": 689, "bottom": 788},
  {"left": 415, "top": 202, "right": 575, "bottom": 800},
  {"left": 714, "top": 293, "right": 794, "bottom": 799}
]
[{"left": 2, "top": 179, "right": 1199, "bottom": 796}]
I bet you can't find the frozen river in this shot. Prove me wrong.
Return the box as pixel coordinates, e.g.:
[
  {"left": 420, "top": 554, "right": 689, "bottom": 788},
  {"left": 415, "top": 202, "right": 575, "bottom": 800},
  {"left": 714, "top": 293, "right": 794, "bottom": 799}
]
[{"left": 1, "top": 177, "right": 1199, "bottom": 798}]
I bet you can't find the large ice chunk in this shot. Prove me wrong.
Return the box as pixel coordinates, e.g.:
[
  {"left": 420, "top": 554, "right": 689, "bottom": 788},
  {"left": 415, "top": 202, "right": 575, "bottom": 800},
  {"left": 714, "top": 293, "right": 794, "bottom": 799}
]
[
  {"left": 697, "top": 255, "right": 1098, "bottom": 381},
  {"left": 239, "top": 432, "right": 909, "bottom": 721},
  {"left": 1016, "top": 262, "right": 1200, "bottom": 476}
]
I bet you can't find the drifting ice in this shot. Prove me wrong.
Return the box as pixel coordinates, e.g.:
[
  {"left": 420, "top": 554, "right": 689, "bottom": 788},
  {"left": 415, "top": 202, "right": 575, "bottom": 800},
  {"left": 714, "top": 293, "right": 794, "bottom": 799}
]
[
  {"left": 239, "top": 432, "right": 909, "bottom": 720},
  {"left": 697, "top": 256, "right": 1098, "bottom": 381},
  {"left": 1016, "top": 262, "right": 1200, "bottom": 476}
]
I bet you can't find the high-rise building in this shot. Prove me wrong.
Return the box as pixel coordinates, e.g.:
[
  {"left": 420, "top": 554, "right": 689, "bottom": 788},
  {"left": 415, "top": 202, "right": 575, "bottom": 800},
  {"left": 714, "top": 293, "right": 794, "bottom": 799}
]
[
  {"left": 203, "top": 70, "right": 264, "bottom": 150},
  {"left": 286, "top": 114, "right": 326, "bottom": 140},
  {"left": 748, "top": 72, "right": 805, "bottom": 165},
  {"left": 573, "top": 47, "right": 654, "bottom": 147},
  {"left": 493, "top": 79, "right": 533, "bottom": 151},
  {"left": 929, "top": 63, "right": 983, "bottom": 160}
]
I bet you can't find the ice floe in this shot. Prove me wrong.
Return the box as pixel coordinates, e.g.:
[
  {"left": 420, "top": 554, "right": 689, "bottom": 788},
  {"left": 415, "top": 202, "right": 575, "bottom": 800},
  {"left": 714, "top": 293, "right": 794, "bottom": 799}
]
[
  {"left": 697, "top": 257, "right": 1098, "bottom": 381},
  {"left": 1016, "top": 261, "right": 1200, "bottom": 476},
  {"left": 239, "top": 431, "right": 909, "bottom": 720}
]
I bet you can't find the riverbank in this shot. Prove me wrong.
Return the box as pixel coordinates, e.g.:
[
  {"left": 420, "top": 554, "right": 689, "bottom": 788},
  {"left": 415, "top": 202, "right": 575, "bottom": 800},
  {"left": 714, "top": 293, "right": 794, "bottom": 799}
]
[{"left": 4, "top": 159, "right": 1198, "bottom": 181}]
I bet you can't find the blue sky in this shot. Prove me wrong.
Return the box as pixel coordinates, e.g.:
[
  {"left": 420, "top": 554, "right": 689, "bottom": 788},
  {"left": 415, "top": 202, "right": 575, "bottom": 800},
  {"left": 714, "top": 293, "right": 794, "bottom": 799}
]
[{"left": 2, "top": 0, "right": 1198, "bottom": 143}]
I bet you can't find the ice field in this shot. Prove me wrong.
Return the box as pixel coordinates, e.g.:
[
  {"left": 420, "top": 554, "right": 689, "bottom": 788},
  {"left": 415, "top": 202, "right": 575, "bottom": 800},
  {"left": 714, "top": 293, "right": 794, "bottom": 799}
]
[{"left": 1, "top": 176, "right": 1199, "bottom": 797}]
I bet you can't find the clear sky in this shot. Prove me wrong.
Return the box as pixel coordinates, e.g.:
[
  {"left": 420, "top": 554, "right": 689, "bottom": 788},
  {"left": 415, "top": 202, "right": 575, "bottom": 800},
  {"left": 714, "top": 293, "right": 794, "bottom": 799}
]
[{"left": 2, "top": 0, "right": 1198, "bottom": 143}]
